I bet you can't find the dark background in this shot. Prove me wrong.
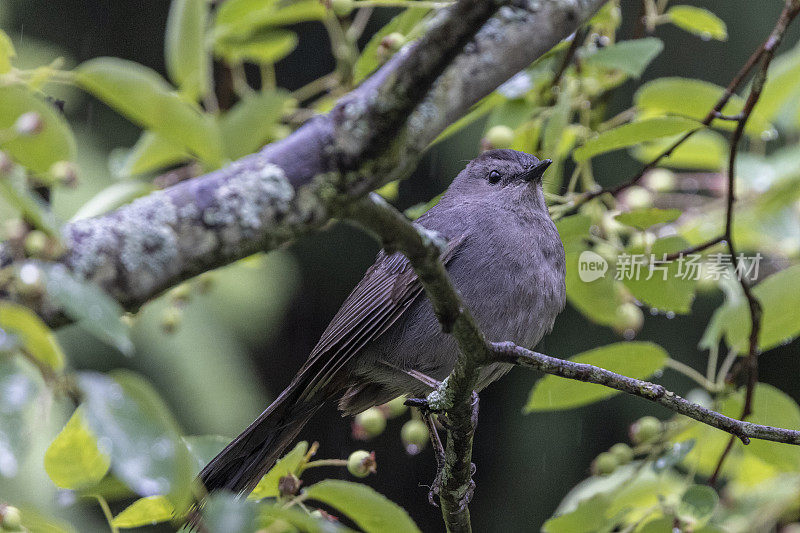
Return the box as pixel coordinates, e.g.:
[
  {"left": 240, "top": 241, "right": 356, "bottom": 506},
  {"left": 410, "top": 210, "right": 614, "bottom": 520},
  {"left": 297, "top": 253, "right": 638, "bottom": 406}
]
[{"left": 1, "top": 1, "right": 799, "bottom": 531}]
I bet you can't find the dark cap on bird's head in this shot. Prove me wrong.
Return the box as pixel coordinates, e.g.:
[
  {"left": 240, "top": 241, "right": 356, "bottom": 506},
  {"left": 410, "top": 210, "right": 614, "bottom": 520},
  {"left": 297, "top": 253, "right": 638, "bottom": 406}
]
[{"left": 443, "top": 149, "right": 552, "bottom": 209}]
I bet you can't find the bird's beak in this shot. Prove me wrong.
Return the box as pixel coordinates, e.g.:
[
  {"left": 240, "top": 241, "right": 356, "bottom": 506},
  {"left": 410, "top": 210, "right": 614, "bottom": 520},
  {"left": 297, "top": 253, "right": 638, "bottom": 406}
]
[{"left": 522, "top": 159, "right": 552, "bottom": 182}]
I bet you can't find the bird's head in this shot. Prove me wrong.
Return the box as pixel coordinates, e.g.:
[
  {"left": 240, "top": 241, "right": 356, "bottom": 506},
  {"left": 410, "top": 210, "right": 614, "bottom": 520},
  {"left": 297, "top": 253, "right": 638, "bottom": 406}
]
[{"left": 443, "top": 149, "right": 552, "bottom": 212}]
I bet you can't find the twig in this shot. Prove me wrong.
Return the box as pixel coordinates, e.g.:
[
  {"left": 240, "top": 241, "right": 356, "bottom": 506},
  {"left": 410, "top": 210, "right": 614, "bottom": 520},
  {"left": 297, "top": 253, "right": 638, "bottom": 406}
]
[
  {"left": 551, "top": 29, "right": 584, "bottom": 89},
  {"left": 491, "top": 342, "right": 800, "bottom": 446},
  {"left": 707, "top": 0, "right": 800, "bottom": 483},
  {"left": 663, "top": 236, "right": 725, "bottom": 261}
]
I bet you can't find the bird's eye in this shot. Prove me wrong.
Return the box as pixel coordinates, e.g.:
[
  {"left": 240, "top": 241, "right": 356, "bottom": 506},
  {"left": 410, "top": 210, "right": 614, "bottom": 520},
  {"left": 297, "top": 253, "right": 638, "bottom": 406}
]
[{"left": 488, "top": 170, "right": 501, "bottom": 184}]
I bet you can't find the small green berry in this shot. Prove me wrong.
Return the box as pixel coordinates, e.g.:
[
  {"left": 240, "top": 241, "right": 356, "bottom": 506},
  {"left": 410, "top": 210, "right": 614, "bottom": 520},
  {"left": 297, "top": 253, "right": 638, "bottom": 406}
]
[
  {"left": 591, "top": 452, "right": 619, "bottom": 475},
  {"left": 630, "top": 416, "right": 662, "bottom": 445},
  {"left": 49, "top": 161, "right": 79, "bottom": 188},
  {"left": 331, "top": 0, "right": 354, "bottom": 17},
  {"left": 644, "top": 169, "right": 676, "bottom": 192},
  {"left": 621, "top": 186, "right": 653, "bottom": 210},
  {"left": 354, "top": 408, "right": 386, "bottom": 439},
  {"left": 1, "top": 505, "right": 22, "bottom": 530},
  {"left": 169, "top": 283, "right": 192, "bottom": 305},
  {"left": 382, "top": 396, "right": 407, "bottom": 418},
  {"left": 160, "top": 307, "right": 182, "bottom": 334},
  {"left": 484, "top": 125, "right": 515, "bottom": 149},
  {"left": 24, "top": 230, "right": 49, "bottom": 258},
  {"left": 400, "top": 419, "right": 429, "bottom": 455},
  {"left": 608, "top": 443, "right": 634, "bottom": 464},
  {"left": 347, "top": 450, "right": 376, "bottom": 478},
  {"left": 613, "top": 303, "right": 644, "bottom": 339}
]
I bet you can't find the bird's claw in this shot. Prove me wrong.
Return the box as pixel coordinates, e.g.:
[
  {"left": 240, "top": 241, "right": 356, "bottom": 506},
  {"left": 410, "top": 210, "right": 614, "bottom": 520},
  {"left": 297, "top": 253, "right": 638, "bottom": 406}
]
[{"left": 427, "top": 469, "right": 443, "bottom": 507}]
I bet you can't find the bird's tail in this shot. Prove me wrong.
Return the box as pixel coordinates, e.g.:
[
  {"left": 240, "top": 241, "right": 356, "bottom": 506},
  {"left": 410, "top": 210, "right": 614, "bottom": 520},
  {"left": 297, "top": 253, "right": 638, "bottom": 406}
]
[{"left": 199, "top": 385, "right": 320, "bottom": 495}]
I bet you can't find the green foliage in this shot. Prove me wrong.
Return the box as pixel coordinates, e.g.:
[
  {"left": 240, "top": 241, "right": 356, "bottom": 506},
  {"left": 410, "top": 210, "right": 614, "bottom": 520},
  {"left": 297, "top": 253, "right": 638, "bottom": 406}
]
[
  {"left": 614, "top": 208, "right": 682, "bottom": 230},
  {"left": 112, "top": 496, "right": 174, "bottom": 529},
  {"left": 165, "top": 0, "right": 209, "bottom": 100},
  {"left": 574, "top": 116, "right": 698, "bottom": 162},
  {"left": 667, "top": 6, "right": 728, "bottom": 41},
  {"left": 353, "top": 8, "right": 430, "bottom": 83},
  {"left": 250, "top": 441, "right": 309, "bottom": 500},
  {"left": 304, "top": 480, "right": 422, "bottom": 533},
  {"left": 0, "top": 358, "right": 41, "bottom": 478},
  {"left": 0, "top": 301, "right": 65, "bottom": 371},
  {"left": 582, "top": 38, "right": 663, "bottom": 78},
  {"left": 526, "top": 342, "right": 668, "bottom": 411},
  {"left": 44, "top": 408, "right": 110, "bottom": 490},
  {"left": 622, "top": 236, "right": 697, "bottom": 314}
]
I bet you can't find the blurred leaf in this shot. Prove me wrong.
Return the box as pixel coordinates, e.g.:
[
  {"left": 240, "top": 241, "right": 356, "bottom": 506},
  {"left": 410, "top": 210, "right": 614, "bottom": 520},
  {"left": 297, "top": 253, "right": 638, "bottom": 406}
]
[
  {"left": 754, "top": 42, "right": 800, "bottom": 122},
  {"left": 250, "top": 441, "right": 308, "bottom": 500},
  {"left": 215, "top": 29, "right": 297, "bottom": 65},
  {"left": 165, "top": 0, "right": 209, "bottom": 100},
  {"left": 0, "top": 301, "right": 65, "bottom": 371},
  {"left": 220, "top": 90, "right": 291, "bottom": 159},
  {"left": 556, "top": 215, "right": 592, "bottom": 252},
  {"left": 75, "top": 58, "right": 223, "bottom": 166},
  {"left": 43, "top": 264, "right": 133, "bottom": 355},
  {"left": 721, "top": 383, "right": 800, "bottom": 471},
  {"left": 0, "top": 167, "right": 60, "bottom": 236},
  {"left": 304, "top": 480, "right": 422, "bottom": 533},
  {"left": 635, "top": 77, "right": 774, "bottom": 139},
  {"left": 0, "top": 84, "right": 76, "bottom": 173},
  {"left": 375, "top": 180, "right": 399, "bottom": 201},
  {"left": 623, "top": 236, "right": 697, "bottom": 314},
  {"left": 574, "top": 116, "right": 698, "bottom": 162},
  {"left": 678, "top": 485, "right": 718, "bottom": 523},
  {"left": 525, "top": 342, "right": 668, "bottom": 411},
  {"left": 183, "top": 435, "right": 228, "bottom": 475},
  {"left": 653, "top": 440, "right": 694, "bottom": 472},
  {"left": 214, "top": 0, "right": 325, "bottom": 41},
  {"left": 354, "top": 8, "right": 429, "bottom": 83},
  {"left": 630, "top": 129, "right": 726, "bottom": 170},
  {"left": 17, "top": 506, "right": 78, "bottom": 533},
  {"left": 583, "top": 38, "right": 663, "bottom": 78},
  {"left": 0, "top": 29, "right": 15, "bottom": 73},
  {"left": 564, "top": 246, "right": 626, "bottom": 327},
  {"left": 542, "top": 494, "right": 612, "bottom": 533},
  {"left": 44, "top": 408, "right": 110, "bottom": 490},
  {"left": 71, "top": 181, "right": 153, "bottom": 221},
  {"left": 78, "top": 371, "right": 194, "bottom": 507},
  {"left": 202, "top": 492, "right": 258, "bottom": 533},
  {"left": 702, "top": 264, "right": 800, "bottom": 353},
  {"left": 112, "top": 496, "right": 174, "bottom": 528},
  {"left": 261, "top": 504, "right": 352, "bottom": 532},
  {"left": 0, "top": 357, "right": 40, "bottom": 478},
  {"left": 404, "top": 193, "right": 443, "bottom": 220},
  {"left": 667, "top": 6, "right": 727, "bottom": 41},
  {"left": 433, "top": 92, "right": 504, "bottom": 145},
  {"left": 543, "top": 88, "right": 572, "bottom": 157},
  {"left": 615, "top": 208, "right": 681, "bottom": 230},
  {"left": 120, "top": 131, "right": 190, "bottom": 178}
]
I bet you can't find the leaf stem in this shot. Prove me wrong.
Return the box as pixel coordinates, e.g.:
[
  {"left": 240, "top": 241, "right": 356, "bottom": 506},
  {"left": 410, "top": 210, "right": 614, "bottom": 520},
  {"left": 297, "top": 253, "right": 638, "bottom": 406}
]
[{"left": 95, "top": 495, "right": 119, "bottom": 533}]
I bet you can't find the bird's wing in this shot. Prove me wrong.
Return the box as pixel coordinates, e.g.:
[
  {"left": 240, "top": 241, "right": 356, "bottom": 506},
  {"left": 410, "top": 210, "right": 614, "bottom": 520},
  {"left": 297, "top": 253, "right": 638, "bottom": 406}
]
[{"left": 295, "top": 233, "right": 466, "bottom": 402}]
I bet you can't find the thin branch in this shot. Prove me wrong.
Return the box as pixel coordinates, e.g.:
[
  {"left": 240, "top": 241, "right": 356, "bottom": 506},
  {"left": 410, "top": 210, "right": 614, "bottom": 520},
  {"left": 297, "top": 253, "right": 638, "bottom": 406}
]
[
  {"left": 663, "top": 236, "right": 725, "bottom": 261},
  {"left": 491, "top": 342, "right": 800, "bottom": 446}
]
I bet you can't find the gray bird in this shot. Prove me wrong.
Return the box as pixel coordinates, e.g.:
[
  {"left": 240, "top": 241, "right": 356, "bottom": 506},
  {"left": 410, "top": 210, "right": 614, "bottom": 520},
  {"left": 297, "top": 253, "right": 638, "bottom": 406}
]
[{"left": 200, "top": 149, "right": 566, "bottom": 495}]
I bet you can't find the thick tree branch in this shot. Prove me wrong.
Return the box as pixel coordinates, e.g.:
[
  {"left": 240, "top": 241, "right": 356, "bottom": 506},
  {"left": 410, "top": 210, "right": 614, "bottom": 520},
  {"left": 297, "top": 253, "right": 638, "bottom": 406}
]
[
  {"left": 1, "top": 0, "right": 605, "bottom": 325},
  {"left": 491, "top": 342, "right": 800, "bottom": 446}
]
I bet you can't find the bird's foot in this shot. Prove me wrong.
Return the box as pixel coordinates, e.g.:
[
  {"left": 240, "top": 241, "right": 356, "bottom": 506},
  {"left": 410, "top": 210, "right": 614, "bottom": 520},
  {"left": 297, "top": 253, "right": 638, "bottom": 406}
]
[{"left": 457, "top": 463, "right": 477, "bottom": 511}]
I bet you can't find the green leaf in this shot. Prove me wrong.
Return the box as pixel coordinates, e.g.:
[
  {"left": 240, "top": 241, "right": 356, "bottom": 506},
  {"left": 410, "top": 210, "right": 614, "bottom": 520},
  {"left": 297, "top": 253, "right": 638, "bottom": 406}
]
[
  {"left": 653, "top": 440, "right": 694, "bottom": 472},
  {"left": 678, "top": 485, "right": 718, "bottom": 523},
  {"left": 667, "top": 6, "right": 727, "bottom": 41},
  {"left": 250, "top": 441, "right": 308, "bottom": 500},
  {"left": 0, "top": 29, "right": 15, "bottom": 73},
  {"left": 703, "top": 264, "right": 800, "bottom": 353},
  {"left": 630, "top": 129, "right": 726, "bottom": 170},
  {"left": 119, "top": 131, "right": 190, "bottom": 178},
  {"left": 214, "top": 0, "right": 325, "bottom": 41},
  {"left": 542, "top": 494, "right": 612, "bottom": 533},
  {"left": 220, "top": 90, "right": 292, "bottom": 159},
  {"left": 215, "top": 29, "right": 298, "bottom": 65},
  {"left": 753, "top": 42, "right": 800, "bottom": 122},
  {"left": 183, "top": 435, "right": 229, "bottom": 475},
  {"left": 543, "top": 87, "right": 572, "bottom": 157},
  {"left": 721, "top": 383, "right": 800, "bottom": 471},
  {"left": 614, "top": 208, "right": 682, "bottom": 231},
  {"left": 304, "top": 480, "right": 422, "bottom": 533},
  {"left": 260, "top": 504, "right": 352, "bottom": 532},
  {"left": 353, "top": 7, "right": 430, "bottom": 83},
  {"left": 71, "top": 181, "right": 153, "bottom": 221},
  {"left": 42, "top": 264, "right": 133, "bottom": 355},
  {"left": 166, "top": 0, "right": 209, "bottom": 100},
  {"left": 0, "top": 301, "right": 65, "bottom": 371},
  {"left": 203, "top": 493, "right": 258, "bottom": 533},
  {"left": 635, "top": 77, "right": 774, "bottom": 139},
  {"left": 574, "top": 116, "right": 699, "bottom": 162},
  {"left": 564, "top": 247, "right": 626, "bottom": 327},
  {"left": 525, "top": 342, "right": 668, "bottom": 411},
  {"left": 44, "top": 408, "right": 110, "bottom": 490},
  {"left": 112, "top": 496, "right": 175, "bottom": 529},
  {"left": 0, "top": 84, "right": 76, "bottom": 173},
  {"left": 75, "top": 58, "right": 223, "bottom": 166},
  {"left": 0, "top": 358, "right": 41, "bottom": 477},
  {"left": 583, "top": 38, "right": 663, "bottom": 78},
  {"left": 556, "top": 214, "right": 592, "bottom": 252},
  {"left": 78, "top": 371, "right": 193, "bottom": 507},
  {"left": 0, "top": 167, "right": 60, "bottom": 236},
  {"left": 622, "top": 236, "right": 697, "bottom": 314}
]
